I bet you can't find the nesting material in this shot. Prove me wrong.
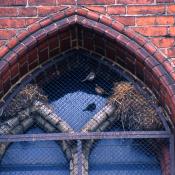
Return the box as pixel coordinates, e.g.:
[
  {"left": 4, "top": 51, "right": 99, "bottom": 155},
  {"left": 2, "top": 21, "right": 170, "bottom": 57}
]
[
  {"left": 4, "top": 84, "right": 48, "bottom": 118},
  {"left": 109, "top": 82, "right": 163, "bottom": 131}
]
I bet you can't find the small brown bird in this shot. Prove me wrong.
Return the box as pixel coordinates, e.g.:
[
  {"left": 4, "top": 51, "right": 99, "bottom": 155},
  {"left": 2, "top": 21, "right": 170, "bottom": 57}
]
[{"left": 95, "top": 84, "right": 109, "bottom": 96}]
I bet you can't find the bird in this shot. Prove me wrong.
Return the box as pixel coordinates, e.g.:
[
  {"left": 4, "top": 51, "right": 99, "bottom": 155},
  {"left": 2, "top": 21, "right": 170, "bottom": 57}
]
[
  {"left": 95, "top": 84, "right": 109, "bottom": 96},
  {"left": 83, "top": 103, "right": 96, "bottom": 112},
  {"left": 81, "top": 71, "right": 96, "bottom": 83}
]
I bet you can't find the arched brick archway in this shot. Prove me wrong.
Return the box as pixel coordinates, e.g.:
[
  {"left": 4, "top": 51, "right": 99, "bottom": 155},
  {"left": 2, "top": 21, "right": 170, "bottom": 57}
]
[{"left": 0, "top": 7, "right": 175, "bottom": 125}]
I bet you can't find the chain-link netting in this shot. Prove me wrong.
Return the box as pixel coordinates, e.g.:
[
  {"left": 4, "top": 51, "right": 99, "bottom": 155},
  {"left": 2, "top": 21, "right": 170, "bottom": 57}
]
[
  {"left": 0, "top": 51, "right": 174, "bottom": 175},
  {"left": 0, "top": 137, "right": 170, "bottom": 175},
  {"left": 88, "top": 138, "right": 168, "bottom": 175}
]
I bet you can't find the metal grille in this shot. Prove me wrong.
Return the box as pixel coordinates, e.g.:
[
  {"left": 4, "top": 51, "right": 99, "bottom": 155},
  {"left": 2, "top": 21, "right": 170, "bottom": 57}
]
[
  {"left": 0, "top": 50, "right": 174, "bottom": 175},
  {"left": 89, "top": 138, "right": 165, "bottom": 175}
]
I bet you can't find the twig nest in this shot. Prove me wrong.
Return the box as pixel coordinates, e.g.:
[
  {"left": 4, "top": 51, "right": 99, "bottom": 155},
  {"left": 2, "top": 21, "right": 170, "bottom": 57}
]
[
  {"left": 4, "top": 84, "right": 48, "bottom": 118},
  {"left": 109, "top": 82, "right": 163, "bottom": 131}
]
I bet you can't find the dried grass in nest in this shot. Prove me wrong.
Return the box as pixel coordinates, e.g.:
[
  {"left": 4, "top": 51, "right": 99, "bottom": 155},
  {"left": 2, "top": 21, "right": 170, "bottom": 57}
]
[
  {"left": 109, "top": 82, "right": 163, "bottom": 131},
  {"left": 4, "top": 84, "right": 48, "bottom": 118}
]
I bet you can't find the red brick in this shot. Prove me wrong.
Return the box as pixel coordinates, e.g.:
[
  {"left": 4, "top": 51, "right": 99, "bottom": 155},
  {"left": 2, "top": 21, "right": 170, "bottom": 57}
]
[
  {"left": 0, "top": 0, "right": 15, "bottom": 6},
  {"left": 136, "top": 48, "right": 150, "bottom": 63},
  {"left": 51, "top": 11, "right": 65, "bottom": 21},
  {"left": 38, "top": 41, "right": 48, "bottom": 51},
  {"left": 25, "top": 18, "right": 40, "bottom": 26},
  {"left": 33, "top": 29, "right": 47, "bottom": 43},
  {"left": 134, "top": 27, "right": 167, "bottom": 37},
  {"left": 167, "top": 5, "right": 175, "bottom": 14},
  {"left": 117, "top": 34, "right": 130, "bottom": 46},
  {"left": 144, "top": 43, "right": 157, "bottom": 54},
  {"left": 153, "top": 64, "right": 167, "bottom": 78},
  {"left": 56, "top": 0, "right": 75, "bottom": 4},
  {"left": 77, "top": 0, "right": 115, "bottom": 5},
  {"left": 157, "top": 0, "right": 173, "bottom": 3},
  {"left": 39, "top": 17, "right": 52, "bottom": 27},
  {"left": 16, "top": 0, "right": 27, "bottom": 5},
  {"left": 136, "top": 16, "right": 174, "bottom": 26},
  {"left": 87, "top": 11, "right": 100, "bottom": 21},
  {"left": 0, "top": 41, "right": 5, "bottom": 47},
  {"left": 116, "top": 0, "right": 154, "bottom": 4},
  {"left": 29, "top": 60, "right": 39, "bottom": 70},
  {"left": 28, "top": 48, "right": 38, "bottom": 63},
  {"left": 0, "top": 30, "right": 16, "bottom": 40},
  {"left": 49, "top": 36, "right": 59, "bottom": 50},
  {"left": 28, "top": 23, "right": 41, "bottom": 33},
  {"left": 0, "top": 8, "right": 18, "bottom": 17},
  {"left": 17, "top": 30, "right": 29, "bottom": 41},
  {"left": 2, "top": 51, "right": 17, "bottom": 68},
  {"left": 112, "top": 16, "right": 135, "bottom": 26},
  {"left": 0, "top": 0, "right": 27, "bottom": 6},
  {"left": 100, "top": 15, "right": 112, "bottom": 26},
  {"left": 145, "top": 56, "right": 159, "bottom": 68},
  {"left": 22, "top": 36, "right": 37, "bottom": 50},
  {"left": 7, "top": 37, "right": 19, "bottom": 49},
  {"left": 38, "top": 49, "right": 49, "bottom": 63},
  {"left": 154, "top": 51, "right": 166, "bottom": 63},
  {"left": 134, "top": 33, "right": 147, "bottom": 46},
  {"left": 0, "top": 19, "right": 26, "bottom": 28},
  {"left": 0, "top": 46, "right": 9, "bottom": 57},
  {"left": 103, "top": 29, "right": 116, "bottom": 42},
  {"left": 156, "top": 16, "right": 174, "bottom": 25},
  {"left": 168, "top": 48, "right": 175, "bottom": 57},
  {"left": 169, "top": 26, "right": 175, "bottom": 36},
  {"left": 10, "top": 63, "right": 19, "bottom": 77},
  {"left": 112, "top": 21, "right": 124, "bottom": 33},
  {"left": 28, "top": 0, "right": 56, "bottom": 5},
  {"left": 107, "top": 6, "right": 126, "bottom": 15},
  {"left": 84, "top": 6, "right": 106, "bottom": 13},
  {"left": 38, "top": 6, "right": 67, "bottom": 17},
  {"left": 65, "top": 7, "right": 76, "bottom": 16},
  {"left": 163, "top": 61, "right": 174, "bottom": 73},
  {"left": 127, "top": 5, "right": 165, "bottom": 15},
  {"left": 0, "top": 61, "right": 9, "bottom": 79},
  {"left": 151, "top": 38, "right": 175, "bottom": 48},
  {"left": 44, "top": 24, "right": 58, "bottom": 37},
  {"left": 18, "top": 54, "right": 27, "bottom": 66},
  {"left": 18, "top": 7, "right": 37, "bottom": 17},
  {"left": 13, "top": 43, "right": 27, "bottom": 57}
]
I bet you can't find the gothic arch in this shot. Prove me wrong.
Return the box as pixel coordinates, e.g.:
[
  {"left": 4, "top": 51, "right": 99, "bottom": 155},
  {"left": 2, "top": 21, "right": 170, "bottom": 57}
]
[{"left": 0, "top": 7, "right": 174, "bottom": 124}]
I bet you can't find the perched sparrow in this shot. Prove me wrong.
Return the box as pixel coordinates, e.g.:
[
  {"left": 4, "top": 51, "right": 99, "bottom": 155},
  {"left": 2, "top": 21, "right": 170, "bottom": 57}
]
[
  {"left": 95, "top": 84, "right": 109, "bottom": 96},
  {"left": 81, "top": 71, "right": 96, "bottom": 82},
  {"left": 83, "top": 103, "right": 96, "bottom": 112}
]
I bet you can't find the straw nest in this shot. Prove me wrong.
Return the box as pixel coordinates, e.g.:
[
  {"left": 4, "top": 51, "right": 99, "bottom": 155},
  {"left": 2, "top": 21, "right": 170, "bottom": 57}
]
[
  {"left": 4, "top": 84, "right": 48, "bottom": 118},
  {"left": 108, "top": 82, "right": 163, "bottom": 131}
]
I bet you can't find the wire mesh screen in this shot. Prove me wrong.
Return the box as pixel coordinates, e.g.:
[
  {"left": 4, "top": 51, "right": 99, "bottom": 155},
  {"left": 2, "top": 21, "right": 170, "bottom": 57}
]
[
  {"left": 0, "top": 136, "right": 170, "bottom": 175},
  {"left": 88, "top": 138, "right": 167, "bottom": 175},
  {"left": 0, "top": 128, "right": 70, "bottom": 175},
  {"left": 0, "top": 50, "right": 174, "bottom": 175}
]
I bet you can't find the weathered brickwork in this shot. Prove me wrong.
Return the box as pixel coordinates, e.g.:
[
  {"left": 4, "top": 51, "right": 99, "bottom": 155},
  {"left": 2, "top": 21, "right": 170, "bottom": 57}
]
[{"left": 0, "top": 0, "right": 174, "bottom": 64}]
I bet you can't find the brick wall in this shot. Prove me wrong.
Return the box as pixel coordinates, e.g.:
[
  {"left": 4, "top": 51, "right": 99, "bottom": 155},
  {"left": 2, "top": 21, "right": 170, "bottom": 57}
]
[{"left": 0, "top": 0, "right": 174, "bottom": 66}]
